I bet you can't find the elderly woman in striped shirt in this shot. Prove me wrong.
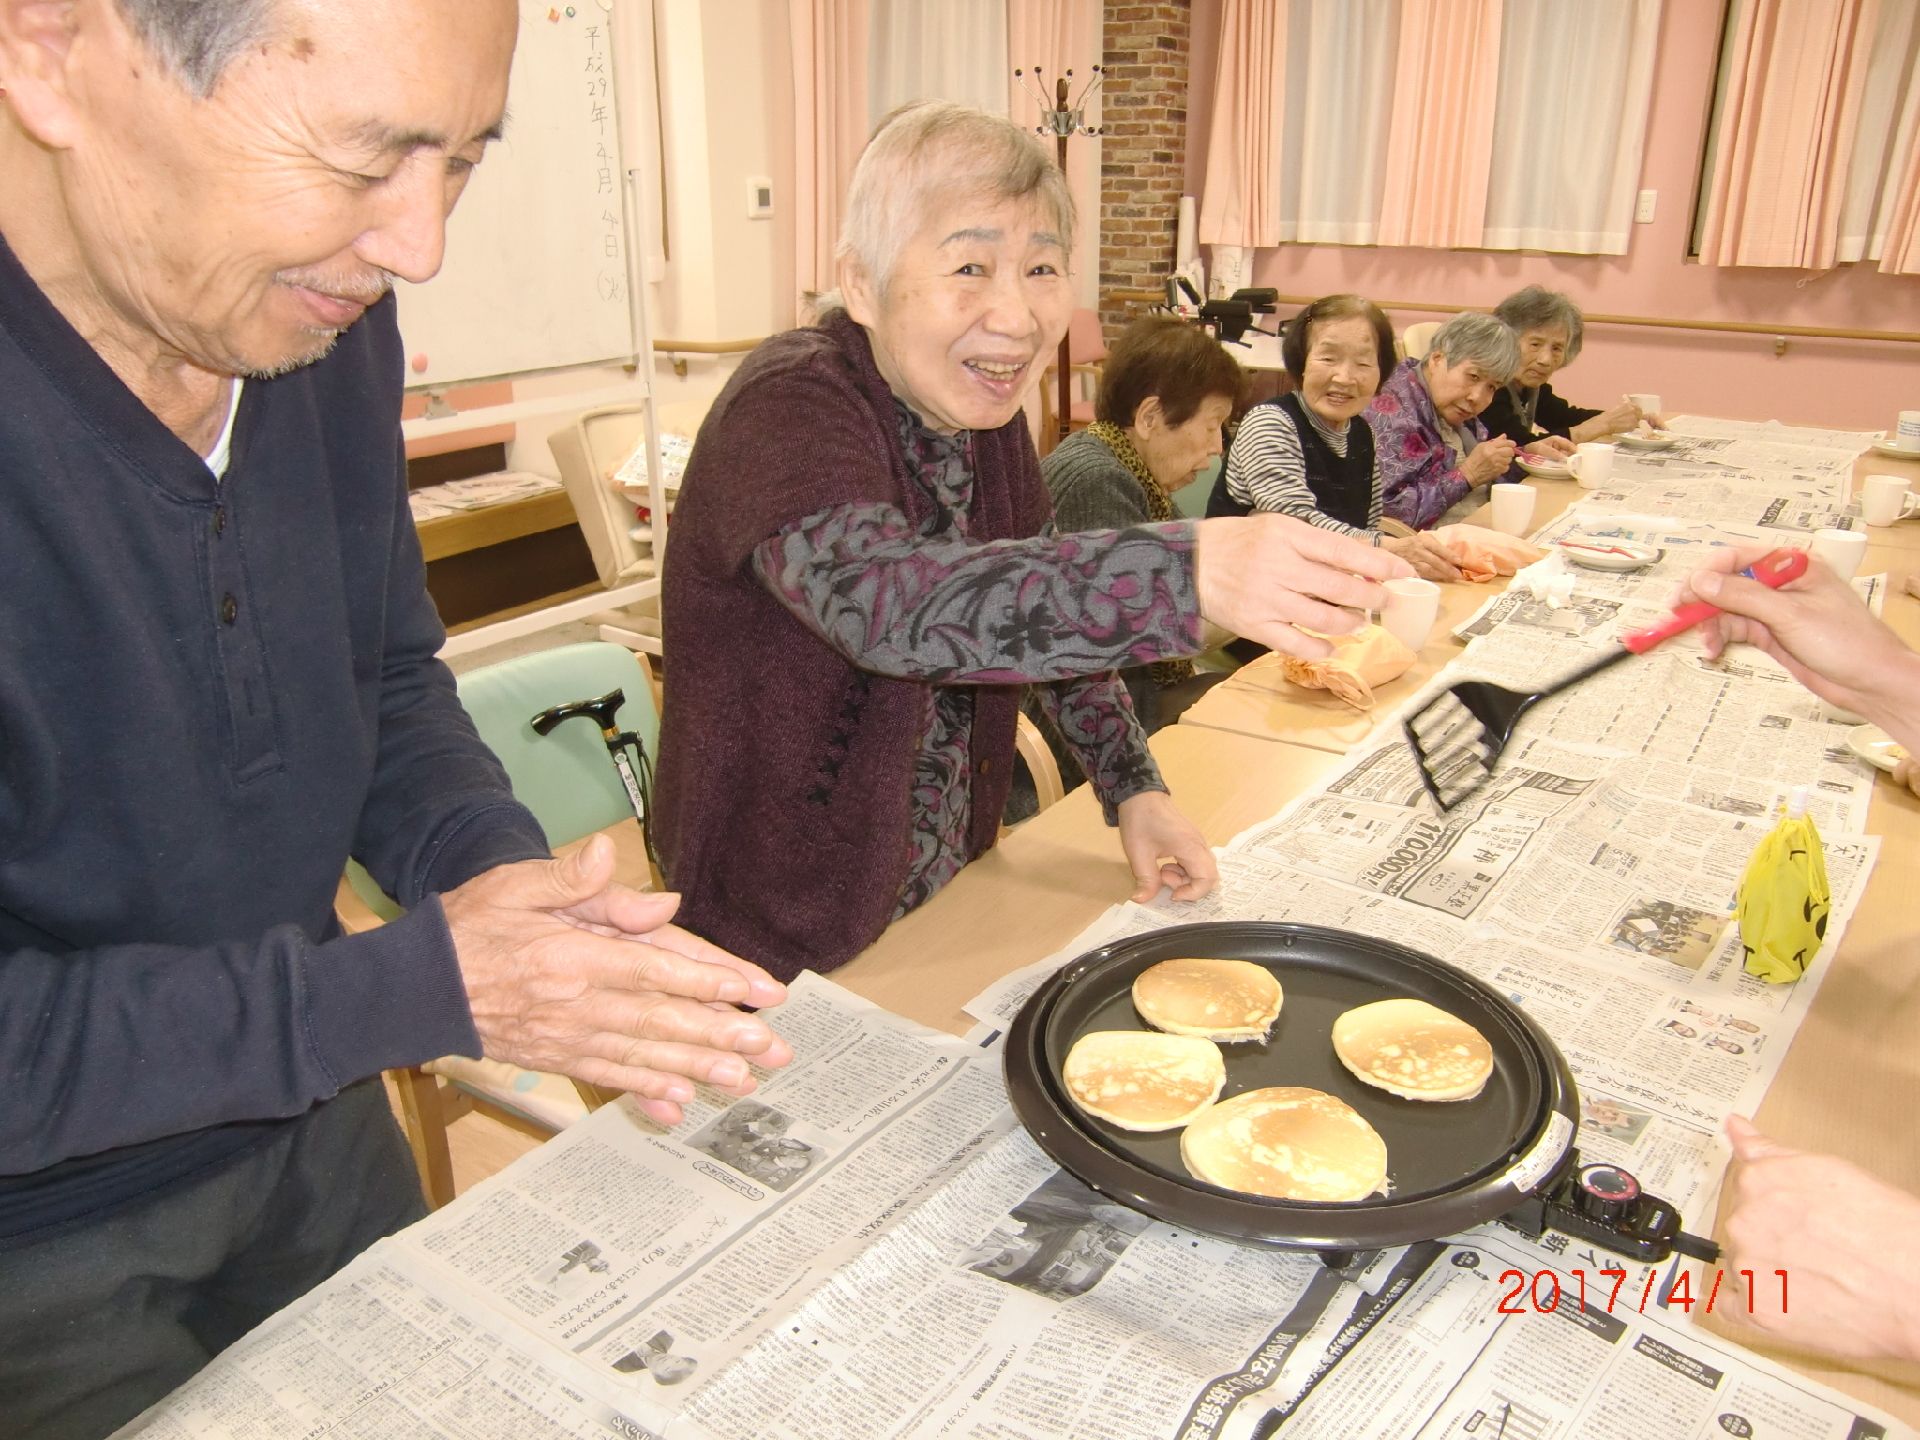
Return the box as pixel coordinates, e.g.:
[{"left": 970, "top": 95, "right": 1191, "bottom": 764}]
[{"left": 1208, "top": 294, "right": 1459, "bottom": 581}]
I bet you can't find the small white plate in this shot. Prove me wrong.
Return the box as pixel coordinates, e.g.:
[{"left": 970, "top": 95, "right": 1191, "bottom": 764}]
[
  {"left": 1556, "top": 537, "right": 1662, "bottom": 571},
  {"left": 1517, "top": 456, "right": 1573, "bottom": 480},
  {"left": 1846, "top": 723, "right": 1907, "bottom": 772},
  {"left": 1869, "top": 438, "right": 1920, "bottom": 461},
  {"left": 1616, "top": 432, "right": 1680, "bottom": 453}
]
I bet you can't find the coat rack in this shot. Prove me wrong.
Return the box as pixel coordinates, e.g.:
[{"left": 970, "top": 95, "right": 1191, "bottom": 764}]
[{"left": 1015, "top": 64, "right": 1104, "bottom": 444}]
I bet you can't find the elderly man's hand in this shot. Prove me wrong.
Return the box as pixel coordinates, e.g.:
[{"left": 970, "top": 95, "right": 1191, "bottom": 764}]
[
  {"left": 1194, "top": 514, "right": 1413, "bottom": 659},
  {"left": 1684, "top": 546, "right": 1920, "bottom": 746},
  {"left": 1718, "top": 1117, "right": 1920, "bottom": 1362},
  {"left": 443, "top": 835, "right": 794, "bottom": 1126},
  {"left": 1116, "top": 791, "right": 1216, "bottom": 903}
]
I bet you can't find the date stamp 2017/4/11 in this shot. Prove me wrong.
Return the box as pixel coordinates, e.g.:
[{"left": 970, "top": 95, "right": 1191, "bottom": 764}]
[{"left": 1495, "top": 1268, "right": 1787, "bottom": 1316}]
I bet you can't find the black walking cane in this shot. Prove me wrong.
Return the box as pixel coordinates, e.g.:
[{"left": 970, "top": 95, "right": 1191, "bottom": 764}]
[{"left": 529, "top": 687, "right": 659, "bottom": 869}]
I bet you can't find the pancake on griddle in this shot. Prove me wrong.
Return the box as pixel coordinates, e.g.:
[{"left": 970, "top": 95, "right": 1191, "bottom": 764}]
[
  {"left": 1331, "top": 998, "right": 1493, "bottom": 1102},
  {"left": 1131, "top": 958, "right": 1283, "bottom": 1042},
  {"left": 1061, "top": 1030, "right": 1226, "bottom": 1131},
  {"left": 1180, "top": 1086, "right": 1388, "bottom": 1201}
]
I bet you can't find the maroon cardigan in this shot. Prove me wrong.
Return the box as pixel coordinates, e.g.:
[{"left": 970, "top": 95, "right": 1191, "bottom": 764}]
[{"left": 655, "top": 312, "right": 1051, "bottom": 980}]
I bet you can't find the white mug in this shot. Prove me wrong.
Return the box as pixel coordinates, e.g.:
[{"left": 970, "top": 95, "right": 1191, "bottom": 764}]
[
  {"left": 1860, "top": 473, "right": 1919, "bottom": 526},
  {"left": 1809, "top": 526, "right": 1867, "bottom": 581},
  {"left": 1897, "top": 410, "right": 1920, "bottom": 450},
  {"left": 1488, "top": 483, "right": 1537, "bottom": 536},
  {"left": 1567, "top": 442, "right": 1616, "bottom": 490},
  {"left": 1626, "top": 393, "right": 1661, "bottom": 418},
  {"left": 1381, "top": 577, "right": 1442, "bottom": 653}
]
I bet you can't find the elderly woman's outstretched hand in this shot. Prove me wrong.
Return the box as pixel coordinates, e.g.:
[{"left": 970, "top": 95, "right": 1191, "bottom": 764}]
[{"left": 1194, "top": 514, "right": 1414, "bottom": 659}]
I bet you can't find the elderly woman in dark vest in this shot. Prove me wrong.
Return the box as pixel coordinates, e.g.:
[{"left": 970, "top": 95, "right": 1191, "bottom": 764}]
[
  {"left": 654, "top": 103, "right": 1409, "bottom": 978},
  {"left": 1208, "top": 294, "right": 1458, "bottom": 582}
]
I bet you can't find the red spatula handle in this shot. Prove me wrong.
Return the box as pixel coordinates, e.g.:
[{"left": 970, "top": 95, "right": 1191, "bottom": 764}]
[{"left": 1621, "top": 548, "right": 1810, "bottom": 654}]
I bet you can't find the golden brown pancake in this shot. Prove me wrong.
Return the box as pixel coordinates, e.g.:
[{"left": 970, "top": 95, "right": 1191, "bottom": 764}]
[
  {"left": 1180, "top": 1087, "right": 1388, "bottom": 1201},
  {"left": 1131, "top": 958, "right": 1283, "bottom": 1042},
  {"left": 1061, "top": 1030, "right": 1227, "bottom": 1131},
  {"left": 1331, "top": 998, "right": 1494, "bottom": 1102}
]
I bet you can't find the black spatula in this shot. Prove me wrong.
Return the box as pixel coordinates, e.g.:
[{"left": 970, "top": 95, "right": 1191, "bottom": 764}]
[{"left": 1404, "top": 548, "right": 1809, "bottom": 811}]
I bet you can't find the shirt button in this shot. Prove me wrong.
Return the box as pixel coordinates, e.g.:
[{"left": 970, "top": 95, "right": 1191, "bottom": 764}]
[
  {"left": 979, "top": 758, "right": 992, "bottom": 775},
  {"left": 220, "top": 593, "right": 238, "bottom": 625},
  {"left": 213, "top": 506, "right": 227, "bottom": 536}
]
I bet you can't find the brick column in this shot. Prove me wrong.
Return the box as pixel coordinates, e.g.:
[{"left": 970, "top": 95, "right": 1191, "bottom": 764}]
[{"left": 1098, "top": 2, "right": 1190, "bottom": 335}]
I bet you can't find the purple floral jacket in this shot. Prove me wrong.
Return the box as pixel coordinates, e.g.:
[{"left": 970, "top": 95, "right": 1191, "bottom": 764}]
[{"left": 1367, "top": 357, "right": 1489, "bottom": 531}]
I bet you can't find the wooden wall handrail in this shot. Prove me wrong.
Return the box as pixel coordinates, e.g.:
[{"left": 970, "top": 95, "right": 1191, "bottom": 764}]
[
  {"left": 1270, "top": 295, "right": 1920, "bottom": 346},
  {"left": 651, "top": 336, "right": 765, "bottom": 377},
  {"left": 1103, "top": 286, "right": 1918, "bottom": 346},
  {"left": 651, "top": 337, "right": 764, "bottom": 354}
]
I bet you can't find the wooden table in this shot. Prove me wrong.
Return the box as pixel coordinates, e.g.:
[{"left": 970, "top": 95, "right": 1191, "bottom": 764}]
[
  {"left": 833, "top": 470, "right": 1920, "bottom": 1424},
  {"left": 588, "top": 455, "right": 1920, "bottom": 1421}
]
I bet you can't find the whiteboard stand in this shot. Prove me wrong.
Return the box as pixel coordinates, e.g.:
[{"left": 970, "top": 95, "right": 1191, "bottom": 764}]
[{"left": 428, "top": 1, "right": 671, "bottom": 662}]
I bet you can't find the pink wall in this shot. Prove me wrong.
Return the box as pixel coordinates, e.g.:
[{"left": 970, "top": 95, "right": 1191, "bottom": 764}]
[{"left": 1183, "top": 0, "right": 1920, "bottom": 431}]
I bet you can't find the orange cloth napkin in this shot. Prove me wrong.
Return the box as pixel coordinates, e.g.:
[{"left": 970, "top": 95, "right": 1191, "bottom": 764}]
[
  {"left": 1430, "top": 524, "right": 1546, "bottom": 582},
  {"left": 1279, "top": 625, "right": 1417, "bottom": 710}
]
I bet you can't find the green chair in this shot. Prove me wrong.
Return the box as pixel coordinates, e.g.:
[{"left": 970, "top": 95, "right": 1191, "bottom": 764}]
[{"left": 342, "top": 642, "right": 660, "bottom": 1206}]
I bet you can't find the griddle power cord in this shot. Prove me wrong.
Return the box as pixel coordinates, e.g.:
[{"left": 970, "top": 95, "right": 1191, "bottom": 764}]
[{"left": 1671, "top": 1229, "right": 1721, "bottom": 1263}]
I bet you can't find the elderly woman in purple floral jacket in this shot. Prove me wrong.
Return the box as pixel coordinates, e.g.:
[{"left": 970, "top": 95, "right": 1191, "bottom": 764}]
[
  {"left": 1368, "top": 313, "right": 1523, "bottom": 530},
  {"left": 656, "top": 102, "right": 1409, "bottom": 978}
]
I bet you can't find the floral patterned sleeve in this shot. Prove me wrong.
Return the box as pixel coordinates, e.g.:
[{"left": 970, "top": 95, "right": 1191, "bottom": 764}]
[
  {"left": 1031, "top": 671, "right": 1167, "bottom": 819},
  {"left": 1370, "top": 395, "right": 1470, "bottom": 530},
  {"left": 750, "top": 502, "right": 1203, "bottom": 683}
]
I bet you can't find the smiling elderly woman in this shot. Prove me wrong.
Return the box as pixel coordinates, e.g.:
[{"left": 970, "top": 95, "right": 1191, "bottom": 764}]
[
  {"left": 1480, "top": 286, "right": 1654, "bottom": 459},
  {"left": 1368, "top": 312, "right": 1523, "bottom": 531},
  {"left": 656, "top": 103, "right": 1407, "bottom": 977},
  {"left": 1209, "top": 294, "right": 1458, "bottom": 582}
]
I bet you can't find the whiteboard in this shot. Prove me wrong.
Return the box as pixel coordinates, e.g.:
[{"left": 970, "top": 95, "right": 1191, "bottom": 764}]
[{"left": 396, "top": 0, "right": 636, "bottom": 388}]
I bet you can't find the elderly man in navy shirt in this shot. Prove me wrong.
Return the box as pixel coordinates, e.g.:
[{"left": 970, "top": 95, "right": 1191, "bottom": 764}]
[{"left": 0, "top": 1, "right": 788, "bottom": 1433}]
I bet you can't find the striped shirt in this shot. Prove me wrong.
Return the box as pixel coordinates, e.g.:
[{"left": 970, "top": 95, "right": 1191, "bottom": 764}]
[{"left": 1222, "top": 401, "right": 1383, "bottom": 539}]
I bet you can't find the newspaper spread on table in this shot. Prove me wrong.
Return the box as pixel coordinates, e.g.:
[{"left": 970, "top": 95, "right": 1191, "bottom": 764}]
[{"left": 116, "top": 419, "right": 1910, "bottom": 1439}]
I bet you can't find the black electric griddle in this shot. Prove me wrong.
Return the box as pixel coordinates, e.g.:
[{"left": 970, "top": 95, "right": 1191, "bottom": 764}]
[{"left": 1004, "top": 921, "right": 1580, "bottom": 1257}]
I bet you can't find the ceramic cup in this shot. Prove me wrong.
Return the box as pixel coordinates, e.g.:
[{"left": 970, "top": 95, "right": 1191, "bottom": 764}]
[
  {"left": 1381, "top": 577, "right": 1442, "bottom": 653},
  {"left": 1897, "top": 410, "right": 1920, "bottom": 451},
  {"left": 1626, "top": 393, "right": 1662, "bottom": 417},
  {"left": 1860, "top": 473, "right": 1919, "bottom": 526},
  {"left": 1489, "top": 483, "right": 1538, "bottom": 535},
  {"left": 1567, "top": 442, "right": 1616, "bottom": 490},
  {"left": 1809, "top": 526, "right": 1867, "bottom": 581}
]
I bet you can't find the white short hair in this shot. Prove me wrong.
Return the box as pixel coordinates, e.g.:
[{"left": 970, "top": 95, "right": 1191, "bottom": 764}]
[
  {"left": 836, "top": 102, "right": 1075, "bottom": 296},
  {"left": 1429, "top": 313, "right": 1521, "bottom": 384}
]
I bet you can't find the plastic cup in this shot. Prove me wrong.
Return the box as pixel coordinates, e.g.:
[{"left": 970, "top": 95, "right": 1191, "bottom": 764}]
[
  {"left": 1809, "top": 527, "right": 1866, "bottom": 581},
  {"left": 1381, "top": 577, "right": 1442, "bottom": 652}
]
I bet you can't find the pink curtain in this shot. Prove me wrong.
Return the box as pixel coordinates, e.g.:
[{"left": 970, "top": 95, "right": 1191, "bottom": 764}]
[
  {"left": 1007, "top": 0, "right": 1102, "bottom": 298},
  {"left": 1197, "top": 0, "right": 1288, "bottom": 248},
  {"left": 1696, "top": 0, "right": 1881, "bottom": 268},
  {"left": 1374, "top": 0, "right": 1503, "bottom": 248},
  {"left": 1881, "top": 134, "right": 1920, "bottom": 274},
  {"left": 791, "top": 0, "right": 871, "bottom": 312}
]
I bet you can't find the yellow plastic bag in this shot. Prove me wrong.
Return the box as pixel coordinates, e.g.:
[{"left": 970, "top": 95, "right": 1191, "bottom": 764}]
[{"left": 1734, "top": 791, "right": 1831, "bottom": 984}]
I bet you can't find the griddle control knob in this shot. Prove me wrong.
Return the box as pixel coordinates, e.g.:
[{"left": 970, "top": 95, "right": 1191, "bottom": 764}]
[{"left": 1575, "top": 1163, "right": 1641, "bottom": 1224}]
